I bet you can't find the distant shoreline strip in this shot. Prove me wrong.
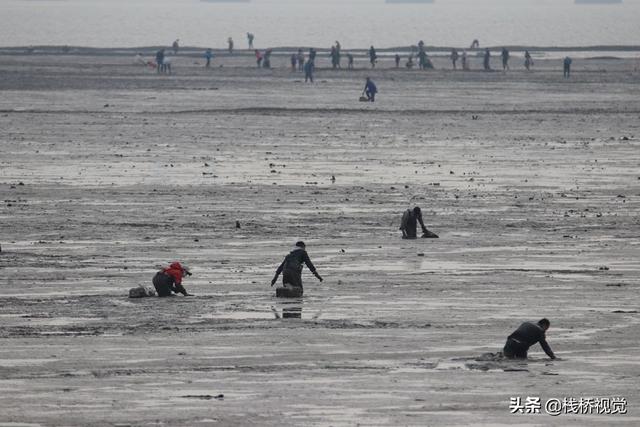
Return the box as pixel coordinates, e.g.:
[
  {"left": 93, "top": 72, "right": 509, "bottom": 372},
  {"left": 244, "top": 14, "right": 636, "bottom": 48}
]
[
  {"left": 1, "top": 45, "right": 640, "bottom": 54},
  {"left": 2, "top": 107, "right": 639, "bottom": 116}
]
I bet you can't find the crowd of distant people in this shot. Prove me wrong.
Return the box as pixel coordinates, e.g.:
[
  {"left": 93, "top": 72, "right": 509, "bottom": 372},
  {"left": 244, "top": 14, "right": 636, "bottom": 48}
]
[{"left": 136, "top": 35, "right": 582, "bottom": 80}]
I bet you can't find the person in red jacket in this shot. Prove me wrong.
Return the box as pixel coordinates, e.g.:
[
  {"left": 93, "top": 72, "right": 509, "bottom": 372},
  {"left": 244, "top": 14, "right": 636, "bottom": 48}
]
[{"left": 152, "top": 262, "right": 193, "bottom": 297}]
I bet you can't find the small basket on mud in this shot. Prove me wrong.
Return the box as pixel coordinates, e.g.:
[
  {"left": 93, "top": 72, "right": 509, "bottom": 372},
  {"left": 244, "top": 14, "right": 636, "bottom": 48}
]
[
  {"left": 359, "top": 96, "right": 369, "bottom": 102},
  {"left": 129, "top": 285, "right": 156, "bottom": 298}
]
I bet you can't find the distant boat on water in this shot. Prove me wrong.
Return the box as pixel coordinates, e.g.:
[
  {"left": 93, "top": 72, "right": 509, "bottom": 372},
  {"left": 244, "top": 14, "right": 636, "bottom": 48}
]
[{"left": 575, "top": 0, "right": 622, "bottom": 4}]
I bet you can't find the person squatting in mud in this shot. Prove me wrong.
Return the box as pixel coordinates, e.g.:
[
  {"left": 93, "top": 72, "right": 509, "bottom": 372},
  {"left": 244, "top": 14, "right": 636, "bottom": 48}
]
[
  {"left": 503, "top": 318, "right": 556, "bottom": 360},
  {"left": 271, "top": 241, "right": 323, "bottom": 296},
  {"left": 152, "top": 261, "right": 193, "bottom": 297},
  {"left": 400, "top": 206, "right": 438, "bottom": 239},
  {"left": 363, "top": 77, "right": 377, "bottom": 102}
]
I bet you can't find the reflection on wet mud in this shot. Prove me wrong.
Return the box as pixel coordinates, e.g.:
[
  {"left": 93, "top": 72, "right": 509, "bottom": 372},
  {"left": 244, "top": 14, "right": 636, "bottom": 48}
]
[{"left": 271, "top": 300, "right": 303, "bottom": 319}]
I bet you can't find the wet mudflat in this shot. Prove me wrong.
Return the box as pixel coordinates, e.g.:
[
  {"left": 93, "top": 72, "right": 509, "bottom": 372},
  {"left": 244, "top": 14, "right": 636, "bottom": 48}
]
[{"left": 1, "top": 53, "right": 640, "bottom": 426}]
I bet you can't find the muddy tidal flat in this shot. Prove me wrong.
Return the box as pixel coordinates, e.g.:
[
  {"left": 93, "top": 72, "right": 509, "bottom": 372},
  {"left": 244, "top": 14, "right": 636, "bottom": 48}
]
[{"left": 1, "top": 51, "right": 640, "bottom": 426}]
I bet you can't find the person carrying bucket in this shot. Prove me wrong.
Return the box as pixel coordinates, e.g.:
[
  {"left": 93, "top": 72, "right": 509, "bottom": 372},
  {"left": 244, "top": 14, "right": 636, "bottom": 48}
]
[{"left": 271, "top": 241, "right": 323, "bottom": 297}]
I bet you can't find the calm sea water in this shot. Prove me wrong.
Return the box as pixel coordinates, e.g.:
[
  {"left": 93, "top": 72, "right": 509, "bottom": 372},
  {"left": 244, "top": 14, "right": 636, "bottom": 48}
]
[{"left": 2, "top": 0, "right": 640, "bottom": 48}]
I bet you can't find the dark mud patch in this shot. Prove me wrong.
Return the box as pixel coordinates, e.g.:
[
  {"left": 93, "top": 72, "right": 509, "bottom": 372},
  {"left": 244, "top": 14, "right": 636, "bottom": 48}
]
[{"left": 181, "top": 394, "right": 224, "bottom": 400}]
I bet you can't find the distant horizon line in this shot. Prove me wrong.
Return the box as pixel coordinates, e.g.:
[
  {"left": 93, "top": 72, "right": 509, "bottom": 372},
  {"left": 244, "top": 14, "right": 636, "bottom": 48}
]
[{"left": 2, "top": 44, "right": 640, "bottom": 52}]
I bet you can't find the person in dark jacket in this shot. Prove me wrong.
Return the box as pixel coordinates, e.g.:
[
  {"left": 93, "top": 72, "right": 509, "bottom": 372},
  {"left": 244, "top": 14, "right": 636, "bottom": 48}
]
[
  {"left": 524, "top": 50, "right": 533, "bottom": 71},
  {"left": 369, "top": 46, "right": 377, "bottom": 68},
  {"left": 503, "top": 319, "right": 556, "bottom": 360},
  {"left": 363, "top": 77, "right": 377, "bottom": 102},
  {"left": 450, "top": 49, "right": 459, "bottom": 70},
  {"left": 152, "top": 261, "right": 192, "bottom": 297},
  {"left": 418, "top": 49, "right": 427, "bottom": 70},
  {"left": 304, "top": 60, "right": 315, "bottom": 83},
  {"left": 155, "top": 49, "right": 165, "bottom": 74},
  {"left": 501, "top": 47, "right": 510, "bottom": 71},
  {"left": 563, "top": 56, "right": 572, "bottom": 78},
  {"left": 400, "top": 206, "right": 438, "bottom": 239},
  {"left": 271, "top": 241, "right": 323, "bottom": 295},
  {"left": 483, "top": 48, "right": 491, "bottom": 71}
]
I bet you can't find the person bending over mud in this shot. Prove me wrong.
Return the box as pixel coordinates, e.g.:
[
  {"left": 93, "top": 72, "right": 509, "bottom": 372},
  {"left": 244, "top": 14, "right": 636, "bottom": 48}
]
[
  {"left": 503, "top": 318, "right": 555, "bottom": 360},
  {"left": 153, "top": 262, "right": 193, "bottom": 297},
  {"left": 363, "top": 77, "right": 377, "bottom": 102},
  {"left": 400, "top": 206, "right": 438, "bottom": 239},
  {"left": 271, "top": 241, "right": 323, "bottom": 297}
]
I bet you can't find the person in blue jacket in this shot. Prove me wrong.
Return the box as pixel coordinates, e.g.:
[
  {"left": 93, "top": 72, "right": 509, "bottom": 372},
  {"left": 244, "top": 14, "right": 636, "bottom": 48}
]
[
  {"left": 304, "top": 59, "right": 315, "bottom": 83},
  {"left": 363, "top": 77, "right": 377, "bottom": 102}
]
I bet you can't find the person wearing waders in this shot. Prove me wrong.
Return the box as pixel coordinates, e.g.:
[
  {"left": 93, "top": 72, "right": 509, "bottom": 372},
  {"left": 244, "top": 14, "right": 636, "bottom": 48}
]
[
  {"left": 363, "top": 77, "right": 377, "bottom": 102},
  {"left": 400, "top": 206, "right": 438, "bottom": 239},
  {"left": 204, "top": 48, "right": 214, "bottom": 68},
  {"left": 501, "top": 47, "right": 510, "bottom": 71},
  {"left": 503, "top": 319, "right": 556, "bottom": 360},
  {"left": 271, "top": 241, "right": 323, "bottom": 297},
  {"left": 330, "top": 45, "right": 338, "bottom": 69},
  {"left": 524, "top": 50, "right": 533, "bottom": 71},
  {"left": 227, "top": 37, "right": 234, "bottom": 54},
  {"left": 418, "top": 49, "right": 427, "bottom": 70},
  {"left": 152, "top": 262, "right": 193, "bottom": 297},
  {"left": 155, "top": 49, "right": 165, "bottom": 74},
  {"left": 304, "top": 59, "right": 315, "bottom": 83},
  {"left": 450, "top": 48, "right": 459, "bottom": 70},
  {"left": 462, "top": 50, "right": 469, "bottom": 70},
  {"left": 563, "top": 56, "right": 572, "bottom": 78},
  {"left": 369, "top": 45, "right": 377, "bottom": 68},
  {"left": 483, "top": 48, "right": 491, "bottom": 71}
]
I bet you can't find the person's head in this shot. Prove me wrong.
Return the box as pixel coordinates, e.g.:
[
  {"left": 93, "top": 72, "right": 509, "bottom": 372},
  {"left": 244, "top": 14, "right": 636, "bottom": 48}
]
[
  {"left": 295, "top": 241, "right": 306, "bottom": 249},
  {"left": 169, "top": 261, "right": 184, "bottom": 272},
  {"left": 538, "top": 318, "right": 550, "bottom": 331},
  {"left": 413, "top": 206, "right": 422, "bottom": 215},
  {"left": 366, "top": 77, "right": 370, "bottom": 81}
]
